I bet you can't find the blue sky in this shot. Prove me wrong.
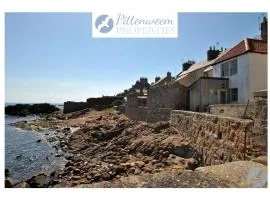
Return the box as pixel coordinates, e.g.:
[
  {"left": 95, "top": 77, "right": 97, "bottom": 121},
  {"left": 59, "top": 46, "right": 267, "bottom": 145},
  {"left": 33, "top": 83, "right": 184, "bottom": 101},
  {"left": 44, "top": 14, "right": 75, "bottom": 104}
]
[{"left": 5, "top": 12, "right": 266, "bottom": 103}]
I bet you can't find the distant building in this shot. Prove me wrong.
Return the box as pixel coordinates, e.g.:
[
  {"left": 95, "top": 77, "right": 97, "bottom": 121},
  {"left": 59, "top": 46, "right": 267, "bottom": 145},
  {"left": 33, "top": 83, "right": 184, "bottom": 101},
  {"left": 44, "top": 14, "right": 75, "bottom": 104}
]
[{"left": 151, "top": 72, "right": 174, "bottom": 87}]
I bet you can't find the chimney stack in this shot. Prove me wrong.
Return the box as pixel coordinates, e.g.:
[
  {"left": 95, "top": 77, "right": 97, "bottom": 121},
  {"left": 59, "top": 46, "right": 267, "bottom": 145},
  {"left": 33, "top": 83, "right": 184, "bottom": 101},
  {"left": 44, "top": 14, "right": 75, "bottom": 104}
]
[
  {"left": 207, "top": 46, "right": 220, "bottom": 61},
  {"left": 167, "top": 72, "right": 172, "bottom": 82},
  {"left": 182, "top": 60, "right": 195, "bottom": 71},
  {"left": 155, "top": 76, "right": 161, "bottom": 82},
  {"left": 261, "top": 16, "right": 268, "bottom": 42}
]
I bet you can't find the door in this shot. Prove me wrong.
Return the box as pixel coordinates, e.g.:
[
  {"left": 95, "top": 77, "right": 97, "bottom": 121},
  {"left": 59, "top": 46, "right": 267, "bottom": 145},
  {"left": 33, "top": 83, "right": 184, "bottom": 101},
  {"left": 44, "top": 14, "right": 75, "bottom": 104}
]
[{"left": 220, "top": 91, "right": 226, "bottom": 104}]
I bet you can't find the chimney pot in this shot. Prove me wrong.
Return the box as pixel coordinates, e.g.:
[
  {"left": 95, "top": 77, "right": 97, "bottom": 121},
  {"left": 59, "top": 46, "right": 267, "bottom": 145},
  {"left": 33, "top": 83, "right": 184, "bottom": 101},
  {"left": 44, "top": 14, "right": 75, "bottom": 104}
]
[{"left": 261, "top": 17, "right": 268, "bottom": 42}]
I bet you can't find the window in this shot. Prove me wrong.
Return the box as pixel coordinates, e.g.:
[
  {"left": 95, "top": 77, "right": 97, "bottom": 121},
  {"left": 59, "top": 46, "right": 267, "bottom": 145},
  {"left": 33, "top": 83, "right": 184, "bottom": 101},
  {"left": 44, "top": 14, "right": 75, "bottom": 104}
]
[
  {"left": 221, "top": 62, "right": 229, "bottom": 77},
  {"left": 230, "top": 59, "right": 238, "bottom": 75},
  {"left": 229, "top": 88, "right": 238, "bottom": 102},
  {"left": 221, "top": 59, "right": 238, "bottom": 77}
]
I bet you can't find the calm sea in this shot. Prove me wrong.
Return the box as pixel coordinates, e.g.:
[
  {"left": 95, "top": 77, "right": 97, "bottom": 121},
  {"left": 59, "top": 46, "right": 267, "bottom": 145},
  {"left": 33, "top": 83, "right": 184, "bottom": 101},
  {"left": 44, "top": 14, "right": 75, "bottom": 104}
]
[{"left": 5, "top": 103, "right": 65, "bottom": 183}]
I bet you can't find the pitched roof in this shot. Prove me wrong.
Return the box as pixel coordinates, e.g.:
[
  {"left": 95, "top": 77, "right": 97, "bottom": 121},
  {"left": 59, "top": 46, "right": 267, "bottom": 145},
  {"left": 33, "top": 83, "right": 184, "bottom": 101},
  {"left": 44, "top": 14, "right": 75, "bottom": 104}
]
[
  {"left": 214, "top": 38, "right": 267, "bottom": 65},
  {"left": 175, "top": 50, "right": 228, "bottom": 81}
]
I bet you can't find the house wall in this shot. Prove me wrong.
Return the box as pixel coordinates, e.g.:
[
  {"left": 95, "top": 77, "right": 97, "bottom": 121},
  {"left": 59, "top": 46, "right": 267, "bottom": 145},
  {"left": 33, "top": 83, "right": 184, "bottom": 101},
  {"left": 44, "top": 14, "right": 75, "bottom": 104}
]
[
  {"left": 147, "top": 82, "right": 187, "bottom": 109},
  {"left": 249, "top": 53, "right": 268, "bottom": 99},
  {"left": 189, "top": 78, "right": 229, "bottom": 112},
  {"left": 213, "top": 54, "right": 250, "bottom": 104}
]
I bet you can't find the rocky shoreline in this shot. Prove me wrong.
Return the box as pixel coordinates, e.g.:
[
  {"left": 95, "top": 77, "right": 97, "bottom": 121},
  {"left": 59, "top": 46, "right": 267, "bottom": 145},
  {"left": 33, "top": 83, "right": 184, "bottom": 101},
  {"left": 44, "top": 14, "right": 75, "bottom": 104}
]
[{"left": 5, "top": 109, "right": 268, "bottom": 188}]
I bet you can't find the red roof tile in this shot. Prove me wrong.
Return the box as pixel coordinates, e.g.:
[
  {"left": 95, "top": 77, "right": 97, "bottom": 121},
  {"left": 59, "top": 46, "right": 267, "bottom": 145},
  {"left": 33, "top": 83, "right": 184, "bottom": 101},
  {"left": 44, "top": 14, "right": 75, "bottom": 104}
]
[{"left": 214, "top": 38, "right": 267, "bottom": 64}]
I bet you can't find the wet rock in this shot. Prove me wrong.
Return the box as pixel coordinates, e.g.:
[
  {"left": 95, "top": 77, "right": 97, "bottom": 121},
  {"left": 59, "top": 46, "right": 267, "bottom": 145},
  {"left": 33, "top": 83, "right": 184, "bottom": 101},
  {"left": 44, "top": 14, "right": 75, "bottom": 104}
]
[
  {"left": 15, "top": 181, "right": 30, "bottom": 188},
  {"left": 26, "top": 173, "right": 48, "bottom": 188},
  {"left": 47, "top": 137, "right": 57, "bottom": 143},
  {"left": 5, "top": 169, "right": 10, "bottom": 177},
  {"left": 29, "top": 156, "right": 35, "bottom": 162},
  {"left": 16, "top": 154, "right": 22, "bottom": 160},
  {"left": 55, "top": 153, "right": 64, "bottom": 157},
  {"left": 37, "top": 139, "right": 42, "bottom": 143},
  {"left": 5, "top": 178, "right": 13, "bottom": 188},
  {"left": 65, "top": 161, "right": 74, "bottom": 167}
]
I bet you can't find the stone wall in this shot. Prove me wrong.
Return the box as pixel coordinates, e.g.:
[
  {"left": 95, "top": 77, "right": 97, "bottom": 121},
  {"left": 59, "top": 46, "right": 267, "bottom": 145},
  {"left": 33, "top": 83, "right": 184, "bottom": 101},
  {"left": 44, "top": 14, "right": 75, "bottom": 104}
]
[
  {"left": 63, "top": 101, "right": 89, "bottom": 114},
  {"left": 125, "top": 106, "right": 171, "bottom": 123},
  {"left": 87, "top": 96, "right": 124, "bottom": 108},
  {"left": 147, "top": 82, "right": 187, "bottom": 109},
  {"left": 246, "top": 97, "right": 267, "bottom": 158},
  {"left": 170, "top": 109, "right": 267, "bottom": 166},
  {"left": 209, "top": 103, "right": 254, "bottom": 119}
]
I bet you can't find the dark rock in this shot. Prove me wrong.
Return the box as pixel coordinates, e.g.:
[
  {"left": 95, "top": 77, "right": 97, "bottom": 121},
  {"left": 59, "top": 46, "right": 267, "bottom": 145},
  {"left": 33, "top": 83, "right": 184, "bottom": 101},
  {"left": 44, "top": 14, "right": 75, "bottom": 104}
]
[
  {"left": 72, "top": 176, "right": 81, "bottom": 180},
  {"left": 62, "top": 127, "right": 71, "bottom": 132},
  {"left": 47, "top": 137, "right": 57, "bottom": 143},
  {"left": 29, "top": 156, "right": 35, "bottom": 162},
  {"left": 101, "top": 172, "right": 111, "bottom": 180},
  {"left": 65, "top": 161, "right": 74, "bottom": 167},
  {"left": 55, "top": 153, "right": 63, "bottom": 157},
  {"left": 5, "top": 178, "right": 13, "bottom": 188},
  {"left": 26, "top": 173, "right": 48, "bottom": 188},
  {"left": 5, "top": 169, "right": 10, "bottom": 177},
  {"left": 151, "top": 121, "right": 170, "bottom": 133},
  {"left": 5, "top": 103, "right": 59, "bottom": 116},
  {"left": 96, "top": 116, "right": 102, "bottom": 121},
  {"left": 73, "top": 168, "right": 81, "bottom": 175},
  {"left": 184, "top": 158, "right": 199, "bottom": 170},
  {"left": 37, "top": 139, "right": 42, "bottom": 143}
]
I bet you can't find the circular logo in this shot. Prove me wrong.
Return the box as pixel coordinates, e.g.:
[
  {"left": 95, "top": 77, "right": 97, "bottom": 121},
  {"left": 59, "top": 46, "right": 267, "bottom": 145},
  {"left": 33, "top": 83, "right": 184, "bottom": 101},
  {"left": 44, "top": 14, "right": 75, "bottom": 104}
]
[{"left": 95, "top": 15, "right": 114, "bottom": 33}]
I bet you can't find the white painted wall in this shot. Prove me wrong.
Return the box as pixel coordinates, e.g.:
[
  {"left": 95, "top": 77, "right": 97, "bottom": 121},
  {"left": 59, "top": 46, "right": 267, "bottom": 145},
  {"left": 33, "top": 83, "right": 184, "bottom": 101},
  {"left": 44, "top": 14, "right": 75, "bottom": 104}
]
[
  {"left": 213, "top": 53, "right": 250, "bottom": 104},
  {"left": 248, "top": 53, "right": 268, "bottom": 99},
  {"left": 213, "top": 52, "right": 267, "bottom": 104}
]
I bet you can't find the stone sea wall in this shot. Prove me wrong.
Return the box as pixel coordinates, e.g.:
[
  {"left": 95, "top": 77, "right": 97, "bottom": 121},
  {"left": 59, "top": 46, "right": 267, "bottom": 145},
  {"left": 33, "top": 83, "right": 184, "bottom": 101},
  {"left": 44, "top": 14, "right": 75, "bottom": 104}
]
[
  {"left": 63, "top": 101, "right": 88, "bottom": 114},
  {"left": 209, "top": 103, "right": 254, "bottom": 119},
  {"left": 125, "top": 106, "right": 171, "bottom": 123},
  {"left": 170, "top": 99, "right": 267, "bottom": 166},
  {"left": 147, "top": 82, "right": 187, "bottom": 110}
]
